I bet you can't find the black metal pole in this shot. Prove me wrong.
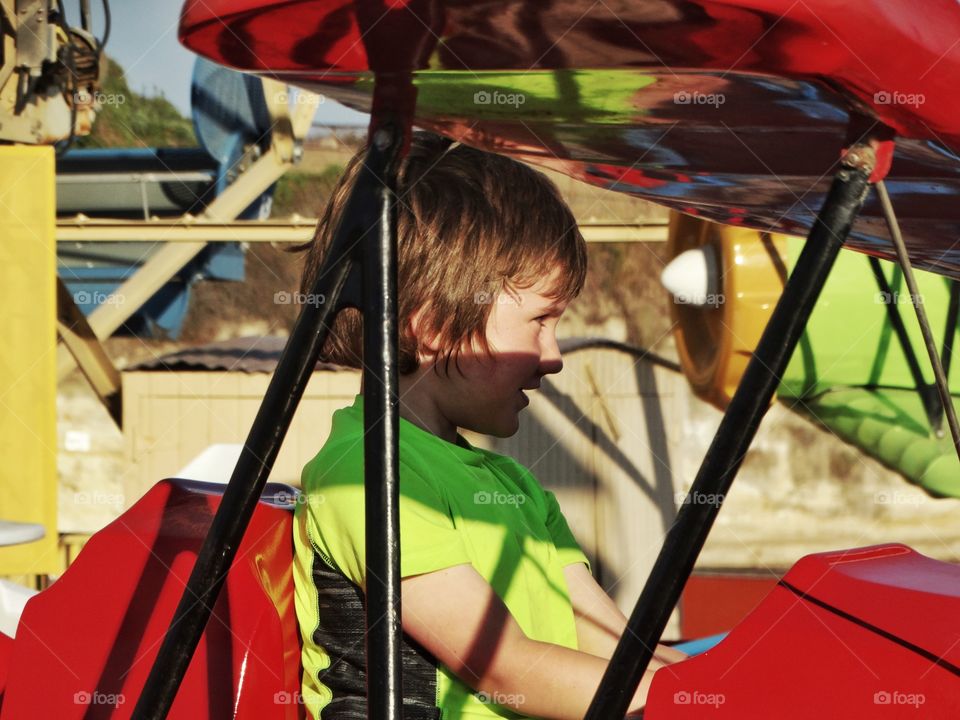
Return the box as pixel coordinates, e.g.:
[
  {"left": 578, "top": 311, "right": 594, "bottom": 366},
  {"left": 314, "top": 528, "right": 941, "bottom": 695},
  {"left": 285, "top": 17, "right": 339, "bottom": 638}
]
[
  {"left": 362, "top": 124, "right": 403, "bottom": 720},
  {"left": 941, "top": 281, "right": 960, "bottom": 382},
  {"left": 131, "top": 132, "right": 398, "bottom": 720},
  {"left": 584, "top": 146, "right": 876, "bottom": 719},
  {"left": 867, "top": 256, "right": 943, "bottom": 433}
]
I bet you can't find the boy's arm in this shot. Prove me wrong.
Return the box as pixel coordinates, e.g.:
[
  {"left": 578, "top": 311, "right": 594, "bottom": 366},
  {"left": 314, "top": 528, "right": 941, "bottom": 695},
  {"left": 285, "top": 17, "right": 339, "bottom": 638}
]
[
  {"left": 401, "top": 564, "right": 658, "bottom": 720},
  {"left": 562, "top": 562, "right": 688, "bottom": 666}
]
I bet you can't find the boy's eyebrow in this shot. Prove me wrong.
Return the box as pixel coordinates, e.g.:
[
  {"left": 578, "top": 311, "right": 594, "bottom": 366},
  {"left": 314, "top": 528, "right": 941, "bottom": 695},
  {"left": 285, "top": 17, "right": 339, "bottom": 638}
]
[{"left": 536, "top": 298, "right": 567, "bottom": 315}]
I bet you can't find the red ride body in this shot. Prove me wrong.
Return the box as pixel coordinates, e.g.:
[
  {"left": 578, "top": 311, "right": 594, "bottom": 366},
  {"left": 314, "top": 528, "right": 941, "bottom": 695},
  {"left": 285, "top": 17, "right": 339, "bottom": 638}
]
[{"left": 0, "top": 480, "right": 303, "bottom": 719}]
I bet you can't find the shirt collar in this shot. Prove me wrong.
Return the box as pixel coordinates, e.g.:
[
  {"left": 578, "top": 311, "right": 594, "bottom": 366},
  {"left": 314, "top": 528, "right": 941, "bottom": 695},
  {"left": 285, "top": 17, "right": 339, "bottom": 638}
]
[{"left": 343, "top": 394, "right": 484, "bottom": 466}]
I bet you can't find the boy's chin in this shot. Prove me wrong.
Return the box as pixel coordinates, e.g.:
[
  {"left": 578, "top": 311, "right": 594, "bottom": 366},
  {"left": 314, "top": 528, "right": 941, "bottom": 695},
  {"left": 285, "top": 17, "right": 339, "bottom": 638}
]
[
  {"left": 466, "top": 413, "right": 522, "bottom": 439},
  {"left": 488, "top": 414, "right": 523, "bottom": 439}
]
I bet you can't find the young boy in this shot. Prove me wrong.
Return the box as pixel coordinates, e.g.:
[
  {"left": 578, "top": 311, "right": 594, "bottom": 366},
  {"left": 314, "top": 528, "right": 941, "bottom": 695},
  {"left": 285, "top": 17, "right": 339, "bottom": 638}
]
[{"left": 293, "top": 132, "right": 684, "bottom": 720}]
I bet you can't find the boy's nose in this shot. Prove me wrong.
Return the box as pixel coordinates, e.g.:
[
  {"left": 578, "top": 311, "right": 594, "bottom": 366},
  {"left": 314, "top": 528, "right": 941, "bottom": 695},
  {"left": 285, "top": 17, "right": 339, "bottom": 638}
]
[{"left": 539, "top": 333, "right": 563, "bottom": 375}]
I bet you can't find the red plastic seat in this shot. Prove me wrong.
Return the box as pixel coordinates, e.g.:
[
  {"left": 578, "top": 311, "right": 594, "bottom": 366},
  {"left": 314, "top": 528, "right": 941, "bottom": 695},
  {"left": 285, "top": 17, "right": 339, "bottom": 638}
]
[{"left": 0, "top": 478, "right": 304, "bottom": 719}]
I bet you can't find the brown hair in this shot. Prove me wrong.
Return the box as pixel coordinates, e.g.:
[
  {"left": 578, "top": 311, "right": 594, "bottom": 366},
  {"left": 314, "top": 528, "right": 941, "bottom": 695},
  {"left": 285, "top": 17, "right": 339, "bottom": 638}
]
[{"left": 300, "top": 131, "right": 586, "bottom": 374}]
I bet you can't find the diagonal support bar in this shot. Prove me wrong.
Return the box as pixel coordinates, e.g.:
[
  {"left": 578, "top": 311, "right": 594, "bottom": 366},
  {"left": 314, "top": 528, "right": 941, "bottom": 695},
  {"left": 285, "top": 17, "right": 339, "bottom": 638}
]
[
  {"left": 584, "top": 145, "right": 877, "bottom": 719},
  {"left": 876, "top": 180, "right": 960, "bottom": 459},
  {"left": 55, "top": 277, "right": 123, "bottom": 427}
]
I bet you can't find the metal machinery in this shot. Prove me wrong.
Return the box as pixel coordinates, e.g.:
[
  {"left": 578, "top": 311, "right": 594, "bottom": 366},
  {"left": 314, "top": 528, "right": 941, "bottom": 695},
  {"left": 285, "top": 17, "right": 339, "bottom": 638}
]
[
  {"left": 0, "top": 0, "right": 107, "bottom": 579},
  {"left": 0, "top": 0, "right": 105, "bottom": 146}
]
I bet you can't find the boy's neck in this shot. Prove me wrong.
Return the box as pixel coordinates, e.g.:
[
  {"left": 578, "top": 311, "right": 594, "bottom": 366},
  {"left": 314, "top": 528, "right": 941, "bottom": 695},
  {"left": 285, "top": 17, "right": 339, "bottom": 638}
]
[{"left": 362, "top": 373, "right": 459, "bottom": 444}]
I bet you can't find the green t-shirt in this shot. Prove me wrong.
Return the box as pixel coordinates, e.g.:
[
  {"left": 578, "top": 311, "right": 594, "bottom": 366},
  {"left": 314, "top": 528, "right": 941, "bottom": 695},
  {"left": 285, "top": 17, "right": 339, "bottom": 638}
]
[{"left": 293, "top": 395, "right": 590, "bottom": 719}]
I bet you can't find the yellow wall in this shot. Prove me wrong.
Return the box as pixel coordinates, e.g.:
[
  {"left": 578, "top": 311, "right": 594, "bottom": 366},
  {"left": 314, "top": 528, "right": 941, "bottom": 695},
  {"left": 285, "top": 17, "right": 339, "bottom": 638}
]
[{"left": 0, "top": 146, "right": 59, "bottom": 574}]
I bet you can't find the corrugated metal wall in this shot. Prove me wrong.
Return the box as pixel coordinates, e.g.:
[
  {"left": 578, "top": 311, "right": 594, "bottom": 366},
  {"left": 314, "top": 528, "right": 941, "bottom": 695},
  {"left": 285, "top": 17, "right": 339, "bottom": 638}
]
[{"left": 122, "top": 370, "right": 361, "bottom": 504}]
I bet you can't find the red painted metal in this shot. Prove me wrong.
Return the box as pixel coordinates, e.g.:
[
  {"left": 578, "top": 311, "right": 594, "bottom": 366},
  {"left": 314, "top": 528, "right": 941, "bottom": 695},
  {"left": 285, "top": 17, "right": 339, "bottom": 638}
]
[
  {"left": 647, "top": 544, "right": 960, "bottom": 718},
  {"left": 0, "top": 632, "right": 11, "bottom": 706},
  {"left": 175, "top": 1, "right": 960, "bottom": 278},
  {"left": 0, "top": 479, "right": 302, "bottom": 719},
  {"left": 178, "top": 0, "right": 960, "bottom": 148}
]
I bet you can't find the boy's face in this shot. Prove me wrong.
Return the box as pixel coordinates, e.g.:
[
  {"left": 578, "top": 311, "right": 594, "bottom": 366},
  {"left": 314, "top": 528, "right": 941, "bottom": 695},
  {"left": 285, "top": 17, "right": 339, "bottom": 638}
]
[{"left": 425, "top": 270, "right": 568, "bottom": 438}]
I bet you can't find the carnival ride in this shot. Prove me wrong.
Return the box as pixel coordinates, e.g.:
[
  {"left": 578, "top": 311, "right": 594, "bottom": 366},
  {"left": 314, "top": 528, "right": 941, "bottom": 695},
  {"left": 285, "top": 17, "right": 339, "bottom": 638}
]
[{"left": 3, "top": 0, "right": 960, "bottom": 718}]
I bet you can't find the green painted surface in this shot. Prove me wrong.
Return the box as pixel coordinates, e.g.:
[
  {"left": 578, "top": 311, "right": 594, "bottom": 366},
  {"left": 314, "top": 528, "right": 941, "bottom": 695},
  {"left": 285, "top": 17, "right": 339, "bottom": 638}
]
[
  {"left": 355, "top": 70, "right": 657, "bottom": 123},
  {"left": 779, "top": 246, "right": 960, "bottom": 497},
  {"left": 781, "top": 242, "right": 960, "bottom": 399},
  {"left": 797, "top": 389, "right": 960, "bottom": 497}
]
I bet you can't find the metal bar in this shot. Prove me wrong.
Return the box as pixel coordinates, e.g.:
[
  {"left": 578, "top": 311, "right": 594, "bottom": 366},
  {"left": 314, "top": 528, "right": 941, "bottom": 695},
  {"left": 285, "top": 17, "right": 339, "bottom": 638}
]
[
  {"left": 584, "top": 147, "right": 876, "bottom": 720},
  {"left": 56, "top": 172, "right": 216, "bottom": 183},
  {"left": 79, "top": 0, "right": 92, "bottom": 32},
  {"left": 941, "top": 281, "right": 960, "bottom": 382},
  {"left": 129, "top": 130, "right": 394, "bottom": 720},
  {"left": 55, "top": 240, "right": 208, "bottom": 381},
  {"left": 876, "top": 180, "right": 960, "bottom": 458},
  {"left": 867, "top": 256, "right": 943, "bottom": 433},
  {"left": 54, "top": 221, "right": 669, "bottom": 244},
  {"left": 56, "top": 141, "right": 301, "bottom": 382},
  {"left": 55, "top": 278, "right": 122, "bottom": 427},
  {"left": 362, "top": 124, "right": 403, "bottom": 720}
]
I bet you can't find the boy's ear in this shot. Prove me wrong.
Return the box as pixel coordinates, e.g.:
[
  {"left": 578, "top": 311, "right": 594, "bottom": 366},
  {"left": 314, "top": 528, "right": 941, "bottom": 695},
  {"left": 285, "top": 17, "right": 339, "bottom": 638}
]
[{"left": 409, "top": 306, "right": 441, "bottom": 360}]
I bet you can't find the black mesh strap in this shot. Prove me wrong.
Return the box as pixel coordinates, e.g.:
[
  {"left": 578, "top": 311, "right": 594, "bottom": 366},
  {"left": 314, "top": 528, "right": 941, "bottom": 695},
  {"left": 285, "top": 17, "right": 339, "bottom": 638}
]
[{"left": 312, "top": 552, "right": 442, "bottom": 720}]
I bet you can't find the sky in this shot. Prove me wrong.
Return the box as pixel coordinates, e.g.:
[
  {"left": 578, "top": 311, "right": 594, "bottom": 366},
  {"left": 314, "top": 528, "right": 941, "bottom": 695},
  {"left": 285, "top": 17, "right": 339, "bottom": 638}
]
[{"left": 82, "top": 0, "right": 368, "bottom": 128}]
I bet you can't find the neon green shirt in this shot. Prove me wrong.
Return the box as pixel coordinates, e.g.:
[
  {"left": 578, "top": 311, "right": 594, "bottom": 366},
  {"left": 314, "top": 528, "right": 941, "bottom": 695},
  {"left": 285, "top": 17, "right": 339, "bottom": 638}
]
[{"left": 293, "top": 395, "right": 589, "bottom": 719}]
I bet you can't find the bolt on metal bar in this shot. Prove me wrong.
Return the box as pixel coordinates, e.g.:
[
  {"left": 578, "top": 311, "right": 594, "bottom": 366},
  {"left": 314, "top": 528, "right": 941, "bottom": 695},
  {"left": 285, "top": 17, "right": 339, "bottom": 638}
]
[
  {"left": 584, "top": 147, "right": 876, "bottom": 719},
  {"left": 875, "top": 180, "right": 960, "bottom": 459}
]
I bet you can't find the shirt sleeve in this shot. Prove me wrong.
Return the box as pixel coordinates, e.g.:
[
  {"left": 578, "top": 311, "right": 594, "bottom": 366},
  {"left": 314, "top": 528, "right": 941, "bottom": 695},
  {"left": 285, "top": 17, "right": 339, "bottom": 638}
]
[
  {"left": 305, "top": 456, "right": 472, "bottom": 591},
  {"left": 543, "top": 489, "right": 592, "bottom": 572},
  {"left": 396, "top": 460, "right": 473, "bottom": 579}
]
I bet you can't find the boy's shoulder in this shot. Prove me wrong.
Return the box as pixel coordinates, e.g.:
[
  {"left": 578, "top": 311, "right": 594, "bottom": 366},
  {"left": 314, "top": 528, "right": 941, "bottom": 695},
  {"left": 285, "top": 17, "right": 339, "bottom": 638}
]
[
  {"left": 302, "top": 397, "right": 550, "bottom": 504},
  {"left": 303, "top": 397, "right": 477, "bottom": 488}
]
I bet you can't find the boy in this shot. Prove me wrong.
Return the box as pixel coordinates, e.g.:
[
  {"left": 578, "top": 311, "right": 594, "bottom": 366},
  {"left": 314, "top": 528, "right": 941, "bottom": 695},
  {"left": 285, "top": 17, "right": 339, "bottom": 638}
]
[{"left": 293, "top": 132, "right": 684, "bottom": 720}]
